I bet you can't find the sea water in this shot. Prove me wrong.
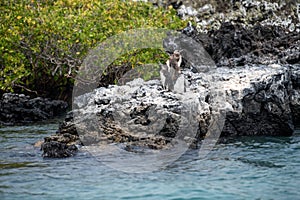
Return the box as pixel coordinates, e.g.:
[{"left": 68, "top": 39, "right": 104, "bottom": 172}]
[{"left": 1, "top": 123, "right": 299, "bottom": 200}]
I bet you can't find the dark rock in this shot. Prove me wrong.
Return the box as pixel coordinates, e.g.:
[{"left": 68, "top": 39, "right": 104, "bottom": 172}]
[
  {"left": 41, "top": 120, "right": 81, "bottom": 158},
  {"left": 186, "top": 22, "right": 300, "bottom": 67},
  {"left": 0, "top": 93, "right": 68, "bottom": 125},
  {"left": 41, "top": 141, "right": 78, "bottom": 158}
]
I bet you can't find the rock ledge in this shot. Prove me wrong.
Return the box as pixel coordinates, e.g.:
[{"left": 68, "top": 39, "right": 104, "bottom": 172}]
[{"left": 42, "top": 64, "right": 300, "bottom": 157}]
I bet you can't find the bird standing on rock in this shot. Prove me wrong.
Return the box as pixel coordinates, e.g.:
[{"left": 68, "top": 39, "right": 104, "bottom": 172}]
[
  {"left": 160, "top": 50, "right": 184, "bottom": 91},
  {"left": 166, "top": 50, "right": 182, "bottom": 73}
]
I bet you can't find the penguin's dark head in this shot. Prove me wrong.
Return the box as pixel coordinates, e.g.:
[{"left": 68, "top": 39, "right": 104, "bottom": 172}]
[{"left": 173, "top": 50, "right": 182, "bottom": 59}]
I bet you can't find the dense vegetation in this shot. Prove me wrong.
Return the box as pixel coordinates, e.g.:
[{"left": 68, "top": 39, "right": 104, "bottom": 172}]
[{"left": 0, "top": 0, "right": 185, "bottom": 100}]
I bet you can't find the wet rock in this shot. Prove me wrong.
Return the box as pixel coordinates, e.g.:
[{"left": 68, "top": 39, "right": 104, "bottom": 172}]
[
  {"left": 41, "top": 111, "right": 81, "bottom": 158},
  {"left": 41, "top": 113, "right": 81, "bottom": 158},
  {"left": 0, "top": 93, "right": 68, "bottom": 125},
  {"left": 41, "top": 141, "right": 78, "bottom": 158}
]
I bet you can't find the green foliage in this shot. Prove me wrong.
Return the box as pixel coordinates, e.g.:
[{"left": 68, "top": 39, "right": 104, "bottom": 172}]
[{"left": 0, "top": 0, "right": 185, "bottom": 99}]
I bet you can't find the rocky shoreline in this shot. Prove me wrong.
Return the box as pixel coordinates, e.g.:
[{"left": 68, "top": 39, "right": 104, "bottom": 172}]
[
  {"left": 40, "top": 0, "right": 299, "bottom": 157},
  {"left": 41, "top": 63, "right": 300, "bottom": 158},
  {"left": 0, "top": 93, "right": 68, "bottom": 126}
]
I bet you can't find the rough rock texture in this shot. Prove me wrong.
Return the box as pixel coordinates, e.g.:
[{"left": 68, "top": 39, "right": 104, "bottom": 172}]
[
  {"left": 0, "top": 93, "right": 68, "bottom": 125},
  {"left": 147, "top": 0, "right": 300, "bottom": 67},
  {"left": 219, "top": 65, "right": 298, "bottom": 136},
  {"left": 42, "top": 64, "right": 300, "bottom": 157},
  {"left": 149, "top": 0, "right": 300, "bottom": 33},
  {"left": 290, "top": 65, "right": 300, "bottom": 125},
  {"left": 183, "top": 22, "right": 300, "bottom": 67},
  {"left": 41, "top": 113, "right": 80, "bottom": 158},
  {"left": 150, "top": 1, "right": 300, "bottom": 66}
]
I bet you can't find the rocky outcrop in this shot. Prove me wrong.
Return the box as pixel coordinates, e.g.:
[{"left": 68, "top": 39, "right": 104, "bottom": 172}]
[
  {"left": 0, "top": 93, "right": 68, "bottom": 125},
  {"left": 220, "top": 65, "right": 298, "bottom": 136},
  {"left": 42, "top": 64, "right": 300, "bottom": 157},
  {"left": 41, "top": 0, "right": 300, "bottom": 158}
]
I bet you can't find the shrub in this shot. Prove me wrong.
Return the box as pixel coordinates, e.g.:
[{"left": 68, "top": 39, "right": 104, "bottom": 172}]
[{"left": 0, "top": 0, "right": 185, "bottom": 100}]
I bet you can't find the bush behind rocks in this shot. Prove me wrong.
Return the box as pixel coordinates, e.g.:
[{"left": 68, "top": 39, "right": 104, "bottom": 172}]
[{"left": 0, "top": 0, "right": 186, "bottom": 100}]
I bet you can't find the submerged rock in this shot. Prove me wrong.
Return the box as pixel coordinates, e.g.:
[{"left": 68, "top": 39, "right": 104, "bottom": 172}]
[
  {"left": 42, "top": 64, "right": 300, "bottom": 158},
  {"left": 0, "top": 93, "right": 68, "bottom": 126}
]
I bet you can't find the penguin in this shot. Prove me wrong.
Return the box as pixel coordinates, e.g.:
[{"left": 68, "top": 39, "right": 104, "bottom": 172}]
[
  {"left": 166, "top": 50, "right": 182, "bottom": 73},
  {"left": 160, "top": 50, "right": 183, "bottom": 91}
]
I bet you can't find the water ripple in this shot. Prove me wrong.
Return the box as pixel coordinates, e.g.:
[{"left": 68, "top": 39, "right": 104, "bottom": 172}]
[{"left": 0, "top": 124, "right": 299, "bottom": 199}]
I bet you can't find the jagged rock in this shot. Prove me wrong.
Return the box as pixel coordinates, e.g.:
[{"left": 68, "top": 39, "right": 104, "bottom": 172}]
[
  {"left": 0, "top": 93, "right": 68, "bottom": 125},
  {"left": 40, "top": 112, "right": 80, "bottom": 157},
  {"left": 183, "top": 22, "right": 300, "bottom": 67},
  {"left": 148, "top": 1, "right": 300, "bottom": 67},
  {"left": 41, "top": 141, "right": 78, "bottom": 158},
  {"left": 42, "top": 64, "right": 300, "bottom": 157},
  {"left": 142, "top": 1, "right": 299, "bottom": 33},
  {"left": 219, "top": 65, "right": 298, "bottom": 136}
]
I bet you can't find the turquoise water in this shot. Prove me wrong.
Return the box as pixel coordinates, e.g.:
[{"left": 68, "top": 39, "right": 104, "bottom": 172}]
[{"left": 1, "top": 123, "right": 299, "bottom": 200}]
